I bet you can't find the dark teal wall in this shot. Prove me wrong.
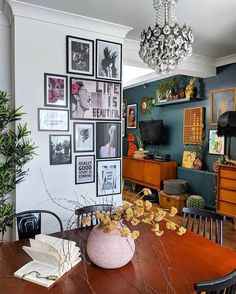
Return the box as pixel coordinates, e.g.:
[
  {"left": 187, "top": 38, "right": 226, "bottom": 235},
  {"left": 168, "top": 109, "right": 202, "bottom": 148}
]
[{"left": 123, "top": 63, "right": 236, "bottom": 172}]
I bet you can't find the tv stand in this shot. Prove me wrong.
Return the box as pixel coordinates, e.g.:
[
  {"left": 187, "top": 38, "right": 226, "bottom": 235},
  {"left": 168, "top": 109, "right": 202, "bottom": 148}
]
[{"left": 123, "top": 156, "right": 177, "bottom": 190}]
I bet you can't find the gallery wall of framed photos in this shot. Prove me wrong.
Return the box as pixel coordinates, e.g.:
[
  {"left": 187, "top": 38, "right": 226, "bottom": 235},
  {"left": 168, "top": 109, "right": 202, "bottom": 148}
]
[{"left": 38, "top": 33, "right": 123, "bottom": 198}]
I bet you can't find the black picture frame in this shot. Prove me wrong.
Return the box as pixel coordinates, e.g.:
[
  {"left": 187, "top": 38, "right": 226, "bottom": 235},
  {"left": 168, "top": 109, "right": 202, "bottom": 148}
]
[
  {"left": 73, "top": 122, "right": 94, "bottom": 152},
  {"left": 49, "top": 135, "right": 72, "bottom": 165},
  {"left": 75, "top": 155, "right": 95, "bottom": 184},
  {"left": 70, "top": 77, "right": 121, "bottom": 121},
  {"left": 96, "top": 122, "right": 121, "bottom": 159},
  {"left": 96, "top": 39, "right": 122, "bottom": 82},
  {"left": 44, "top": 73, "right": 68, "bottom": 108},
  {"left": 97, "top": 159, "right": 121, "bottom": 197},
  {"left": 127, "top": 104, "right": 138, "bottom": 129},
  {"left": 66, "top": 35, "right": 94, "bottom": 76},
  {"left": 38, "top": 108, "right": 69, "bottom": 131}
]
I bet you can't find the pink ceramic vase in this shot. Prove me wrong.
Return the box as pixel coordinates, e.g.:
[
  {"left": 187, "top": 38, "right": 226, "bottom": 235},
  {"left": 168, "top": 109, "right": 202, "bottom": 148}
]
[{"left": 87, "top": 224, "right": 135, "bottom": 269}]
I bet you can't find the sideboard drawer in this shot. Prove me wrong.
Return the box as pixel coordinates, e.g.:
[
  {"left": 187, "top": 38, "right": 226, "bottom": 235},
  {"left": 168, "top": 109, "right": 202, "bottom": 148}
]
[
  {"left": 220, "top": 178, "right": 236, "bottom": 190},
  {"left": 219, "top": 189, "right": 236, "bottom": 204},
  {"left": 220, "top": 169, "right": 236, "bottom": 180},
  {"left": 218, "top": 201, "right": 236, "bottom": 217}
]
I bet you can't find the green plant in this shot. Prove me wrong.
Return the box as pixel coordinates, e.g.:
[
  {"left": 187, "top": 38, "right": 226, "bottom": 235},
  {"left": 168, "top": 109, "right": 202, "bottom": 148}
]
[
  {"left": 186, "top": 195, "right": 205, "bottom": 209},
  {"left": 136, "top": 135, "right": 143, "bottom": 150},
  {"left": 156, "top": 78, "right": 176, "bottom": 99},
  {"left": 0, "top": 90, "right": 37, "bottom": 238}
]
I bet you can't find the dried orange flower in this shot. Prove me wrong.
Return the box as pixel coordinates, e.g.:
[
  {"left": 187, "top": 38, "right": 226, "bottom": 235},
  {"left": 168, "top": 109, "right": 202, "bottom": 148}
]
[
  {"left": 166, "top": 221, "right": 176, "bottom": 230},
  {"left": 177, "top": 227, "right": 187, "bottom": 236},
  {"left": 131, "top": 230, "right": 140, "bottom": 239},
  {"left": 135, "top": 199, "right": 144, "bottom": 207},
  {"left": 120, "top": 227, "right": 130, "bottom": 237},
  {"left": 145, "top": 200, "right": 152, "bottom": 210},
  {"left": 143, "top": 188, "right": 152, "bottom": 196},
  {"left": 131, "top": 218, "right": 140, "bottom": 226},
  {"left": 169, "top": 207, "right": 178, "bottom": 217}
]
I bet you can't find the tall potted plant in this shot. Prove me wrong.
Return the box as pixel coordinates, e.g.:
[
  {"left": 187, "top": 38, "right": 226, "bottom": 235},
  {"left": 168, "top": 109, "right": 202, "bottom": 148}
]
[{"left": 0, "top": 90, "right": 36, "bottom": 240}]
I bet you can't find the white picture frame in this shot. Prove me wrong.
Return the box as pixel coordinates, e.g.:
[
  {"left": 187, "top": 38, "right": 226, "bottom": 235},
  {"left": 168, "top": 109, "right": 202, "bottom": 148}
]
[{"left": 38, "top": 108, "right": 69, "bottom": 131}]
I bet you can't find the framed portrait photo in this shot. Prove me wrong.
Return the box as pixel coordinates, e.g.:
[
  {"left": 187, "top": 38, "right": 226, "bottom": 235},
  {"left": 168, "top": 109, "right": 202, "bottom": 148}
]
[
  {"left": 73, "top": 122, "right": 94, "bottom": 152},
  {"left": 97, "top": 159, "right": 121, "bottom": 197},
  {"left": 96, "top": 39, "right": 122, "bottom": 82},
  {"left": 44, "top": 73, "right": 68, "bottom": 108},
  {"left": 70, "top": 77, "right": 121, "bottom": 120},
  {"left": 38, "top": 108, "right": 69, "bottom": 131},
  {"left": 49, "top": 135, "right": 71, "bottom": 165},
  {"left": 210, "top": 88, "right": 236, "bottom": 125},
  {"left": 96, "top": 122, "right": 121, "bottom": 159},
  {"left": 66, "top": 35, "right": 94, "bottom": 76},
  {"left": 75, "top": 155, "right": 95, "bottom": 184},
  {"left": 209, "top": 129, "right": 225, "bottom": 155},
  {"left": 127, "top": 104, "right": 138, "bottom": 129}
]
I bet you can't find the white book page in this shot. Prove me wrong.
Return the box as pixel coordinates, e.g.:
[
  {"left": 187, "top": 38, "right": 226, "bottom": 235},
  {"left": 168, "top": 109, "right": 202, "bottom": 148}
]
[{"left": 29, "top": 239, "right": 61, "bottom": 261}]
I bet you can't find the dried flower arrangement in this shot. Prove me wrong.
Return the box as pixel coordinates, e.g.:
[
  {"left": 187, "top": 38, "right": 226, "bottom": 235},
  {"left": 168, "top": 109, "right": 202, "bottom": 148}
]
[{"left": 82, "top": 188, "right": 186, "bottom": 239}]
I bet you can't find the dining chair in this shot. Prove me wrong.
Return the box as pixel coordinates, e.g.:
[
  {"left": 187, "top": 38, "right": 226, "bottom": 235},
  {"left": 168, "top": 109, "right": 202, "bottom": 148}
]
[
  {"left": 194, "top": 268, "right": 236, "bottom": 294},
  {"left": 1, "top": 209, "right": 63, "bottom": 240},
  {"left": 181, "top": 207, "right": 225, "bottom": 245},
  {"left": 75, "top": 204, "right": 114, "bottom": 228}
]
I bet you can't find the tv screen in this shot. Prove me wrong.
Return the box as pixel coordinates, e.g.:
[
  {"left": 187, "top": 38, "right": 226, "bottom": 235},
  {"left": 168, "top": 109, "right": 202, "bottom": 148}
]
[{"left": 139, "top": 120, "right": 164, "bottom": 146}]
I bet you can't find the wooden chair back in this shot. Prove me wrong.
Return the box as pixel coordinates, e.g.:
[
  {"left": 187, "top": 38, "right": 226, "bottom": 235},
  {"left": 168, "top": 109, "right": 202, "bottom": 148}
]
[{"left": 181, "top": 207, "right": 225, "bottom": 245}]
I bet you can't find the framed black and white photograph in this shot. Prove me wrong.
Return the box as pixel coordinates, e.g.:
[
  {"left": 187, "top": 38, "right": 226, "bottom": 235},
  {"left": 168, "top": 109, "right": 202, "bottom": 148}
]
[
  {"left": 66, "top": 35, "right": 94, "bottom": 76},
  {"left": 75, "top": 155, "right": 95, "bottom": 184},
  {"left": 96, "top": 39, "right": 122, "bottom": 82},
  {"left": 70, "top": 77, "right": 121, "bottom": 120},
  {"left": 44, "top": 73, "right": 68, "bottom": 108},
  {"left": 73, "top": 122, "right": 94, "bottom": 152},
  {"left": 122, "top": 118, "right": 126, "bottom": 138},
  {"left": 97, "top": 159, "right": 121, "bottom": 197},
  {"left": 96, "top": 122, "right": 121, "bottom": 159},
  {"left": 38, "top": 108, "right": 69, "bottom": 131},
  {"left": 49, "top": 135, "right": 71, "bottom": 165}
]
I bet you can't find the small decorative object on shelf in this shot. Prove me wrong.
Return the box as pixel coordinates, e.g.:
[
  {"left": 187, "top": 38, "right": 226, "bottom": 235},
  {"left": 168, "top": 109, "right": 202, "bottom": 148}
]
[
  {"left": 185, "top": 78, "right": 196, "bottom": 98},
  {"left": 127, "top": 133, "right": 137, "bottom": 157},
  {"left": 186, "top": 195, "right": 205, "bottom": 209},
  {"left": 83, "top": 188, "right": 186, "bottom": 269}
]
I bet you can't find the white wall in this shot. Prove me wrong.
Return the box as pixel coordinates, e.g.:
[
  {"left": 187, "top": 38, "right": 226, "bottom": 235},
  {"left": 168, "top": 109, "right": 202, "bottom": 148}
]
[
  {"left": 6, "top": 1, "right": 130, "bottom": 235},
  {"left": 0, "top": 11, "right": 11, "bottom": 92}
]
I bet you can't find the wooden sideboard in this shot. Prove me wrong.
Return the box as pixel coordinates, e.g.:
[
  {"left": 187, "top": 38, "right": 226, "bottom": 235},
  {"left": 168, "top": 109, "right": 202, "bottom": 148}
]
[
  {"left": 217, "top": 164, "right": 236, "bottom": 220},
  {"left": 123, "top": 156, "right": 177, "bottom": 190}
]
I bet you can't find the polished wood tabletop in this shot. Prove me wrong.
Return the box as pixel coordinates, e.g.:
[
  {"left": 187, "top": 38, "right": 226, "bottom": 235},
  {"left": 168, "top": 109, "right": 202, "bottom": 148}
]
[{"left": 0, "top": 226, "right": 235, "bottom": 294}]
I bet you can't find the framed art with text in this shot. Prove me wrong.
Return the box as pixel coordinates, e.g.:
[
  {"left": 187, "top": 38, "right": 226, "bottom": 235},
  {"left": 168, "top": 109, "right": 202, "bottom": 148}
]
[
  {"left": 209, "top": 129, "right": 225, "bottom": 155},
  {"left": 96, "top": 122, "right": 121, "bottom": 159},
  {"left": 49, "top": 135, "right": 71, "bottom": 165},
  {"left": 44, "top": 73, "right": 68, "bottom": 108},
  {"left": 73, "top": 122, "right": 94, "bottom": 152},
  {"left": 210, "top": 88, "right": 236, "bottom": 125},
  {"left": 66, "top": 35, "right": 94, "bottom": 76},
  {"left": 70, "top": 77, "right": 121, "bottom": 120},
  {"left": 38, "top": 108, "right": 69, "bottom": 131},
  {"left": 96, "top": 39, "right": 122, "bottom": 82},
  {"left": 97, "top": 159, "right": 121, "bottom": 197},
  {"left": 75, "top": 155, "right": 95, "bottom": 184}
]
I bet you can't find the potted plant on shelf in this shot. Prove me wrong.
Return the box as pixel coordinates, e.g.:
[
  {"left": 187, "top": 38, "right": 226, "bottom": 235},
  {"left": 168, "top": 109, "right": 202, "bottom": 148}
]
[
  {"left": 0, "top": 90, "right": 36, "bottom": 241},
  {"left": 156, "top": 78, "right": 176, "bottom": 102}
]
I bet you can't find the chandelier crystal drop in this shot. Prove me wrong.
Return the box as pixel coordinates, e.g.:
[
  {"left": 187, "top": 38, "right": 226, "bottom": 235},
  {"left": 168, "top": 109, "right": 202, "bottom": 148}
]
[{"left": 139, "top": 0, "right": 194, "bottom": 75}]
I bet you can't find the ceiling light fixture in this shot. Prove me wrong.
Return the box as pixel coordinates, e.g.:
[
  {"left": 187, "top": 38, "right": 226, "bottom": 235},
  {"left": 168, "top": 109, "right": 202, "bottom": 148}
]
[{"left": 139, "top": 0, "right": 194, "bottom": 75}]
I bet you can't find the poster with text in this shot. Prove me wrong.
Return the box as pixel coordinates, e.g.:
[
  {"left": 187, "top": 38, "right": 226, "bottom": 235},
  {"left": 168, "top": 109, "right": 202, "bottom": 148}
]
[
  {"left": 70, "top": 78, "right": 121, "bottom": 120},
  {"left": 75, "top": 155, "right": 95, "bottom": 184},
  {"left": 97, "top": 160, "right": 121, "bottom": 196}
]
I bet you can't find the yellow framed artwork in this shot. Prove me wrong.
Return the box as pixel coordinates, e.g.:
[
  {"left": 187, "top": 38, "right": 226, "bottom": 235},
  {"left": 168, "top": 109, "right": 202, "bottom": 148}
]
[{"left": 210, "top": 88, "right": 236, "bottom": 126}]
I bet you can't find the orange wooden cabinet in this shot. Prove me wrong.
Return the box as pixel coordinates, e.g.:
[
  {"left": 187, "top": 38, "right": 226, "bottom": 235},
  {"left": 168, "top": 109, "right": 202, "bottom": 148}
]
[
  {"left": 122, "top": 156, "right": 177, "bottom": 190},
  {"left": 217, "top": 164, "right": 236, "bottom": 218}
]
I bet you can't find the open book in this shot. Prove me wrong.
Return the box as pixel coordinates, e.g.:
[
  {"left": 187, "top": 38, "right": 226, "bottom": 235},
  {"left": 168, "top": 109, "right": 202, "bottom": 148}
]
[{"left": 14, "top": 234, "right": 82, "bottom": 288}]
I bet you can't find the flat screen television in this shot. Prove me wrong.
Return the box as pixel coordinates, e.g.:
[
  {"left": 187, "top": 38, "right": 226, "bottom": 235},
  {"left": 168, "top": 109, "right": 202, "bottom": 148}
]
[{"left": 139, "top": 120, "right": 164, "bottom": 146}]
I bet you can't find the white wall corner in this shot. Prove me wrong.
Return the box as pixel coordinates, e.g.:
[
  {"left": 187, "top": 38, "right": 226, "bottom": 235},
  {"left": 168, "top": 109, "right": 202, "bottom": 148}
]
[
  {"left": 216, "top": 54, "right": 236, "bottom": 67},
  {"left": 7, "top": 0, "right": 132, "bottom": 39},
  {"left": 3, "top": 0, "right": 13, "bottom": 25}
]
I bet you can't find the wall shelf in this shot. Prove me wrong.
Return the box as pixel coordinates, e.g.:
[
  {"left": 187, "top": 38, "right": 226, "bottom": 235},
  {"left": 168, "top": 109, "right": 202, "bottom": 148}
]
[{"left": 155, "top": 97, "right": 200, "bottom": 107}]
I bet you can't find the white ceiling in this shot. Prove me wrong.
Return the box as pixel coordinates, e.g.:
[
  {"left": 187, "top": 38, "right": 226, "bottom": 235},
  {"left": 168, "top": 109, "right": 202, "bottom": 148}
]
[
  {"left": 15, "top": 0, "right": 236, "bottom": 86},
  {"left": 17, "top": 0, "right": 236, "bottom": 58}
]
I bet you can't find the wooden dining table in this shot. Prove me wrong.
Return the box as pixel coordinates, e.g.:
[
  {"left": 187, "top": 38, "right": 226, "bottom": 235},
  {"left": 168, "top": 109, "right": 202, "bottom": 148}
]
[{"left": 0, "top": 226, "right": 235, "bottom": 294}]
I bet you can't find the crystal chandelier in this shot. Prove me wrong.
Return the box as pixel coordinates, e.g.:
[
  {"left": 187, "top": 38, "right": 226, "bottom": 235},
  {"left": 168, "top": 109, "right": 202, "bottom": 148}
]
[{"left": 139, "top": 0, "right": 194, "bottom": 75}]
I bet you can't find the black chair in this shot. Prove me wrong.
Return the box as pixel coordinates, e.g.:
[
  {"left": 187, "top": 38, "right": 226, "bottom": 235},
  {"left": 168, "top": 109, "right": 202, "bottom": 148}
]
[
  {"left": 181, "top": 207, "right": 225, "bottom": 245},
  {"left": 75, "top": 204, "right": 113, "bottom": 228},
  {"left": 2, "top": 210, "right": 63, "bottom": 240},
  {"left": 194, "top": 269, "right": 236, "bottom": 294}
]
